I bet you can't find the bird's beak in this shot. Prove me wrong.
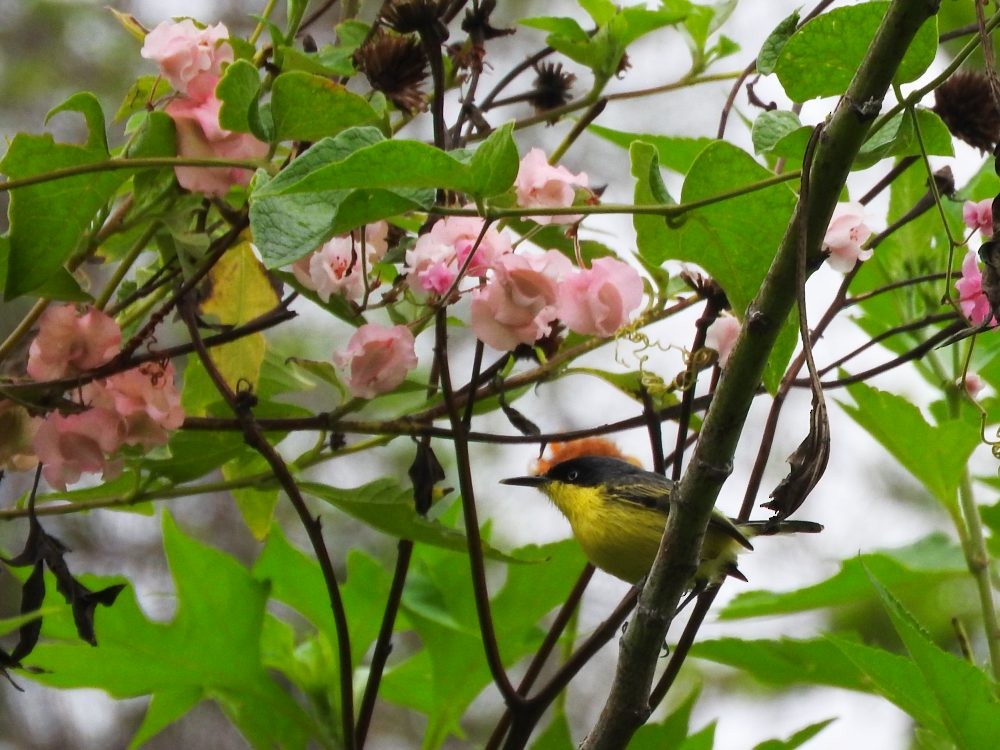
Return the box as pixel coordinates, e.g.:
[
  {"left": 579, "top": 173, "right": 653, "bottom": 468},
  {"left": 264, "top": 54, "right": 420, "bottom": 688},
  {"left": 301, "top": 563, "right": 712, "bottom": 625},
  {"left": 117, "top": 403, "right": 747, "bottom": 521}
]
[{"left": 500, "top": 475, "right": 547, "bottom": 487}]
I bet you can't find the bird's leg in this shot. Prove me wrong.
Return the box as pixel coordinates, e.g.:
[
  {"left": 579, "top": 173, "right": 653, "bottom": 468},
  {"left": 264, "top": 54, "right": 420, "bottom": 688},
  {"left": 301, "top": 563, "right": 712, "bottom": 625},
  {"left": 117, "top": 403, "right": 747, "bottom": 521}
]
[{"left": 674, "top": 579, "right": 708, "bottom": 618}]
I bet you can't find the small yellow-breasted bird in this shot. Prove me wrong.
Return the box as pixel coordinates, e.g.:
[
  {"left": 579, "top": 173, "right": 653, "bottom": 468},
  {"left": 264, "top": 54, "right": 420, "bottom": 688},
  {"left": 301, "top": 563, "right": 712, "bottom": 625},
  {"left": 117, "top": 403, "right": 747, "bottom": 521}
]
[{"left": 501, "top": 455, "right": 823, "bottom": 585}]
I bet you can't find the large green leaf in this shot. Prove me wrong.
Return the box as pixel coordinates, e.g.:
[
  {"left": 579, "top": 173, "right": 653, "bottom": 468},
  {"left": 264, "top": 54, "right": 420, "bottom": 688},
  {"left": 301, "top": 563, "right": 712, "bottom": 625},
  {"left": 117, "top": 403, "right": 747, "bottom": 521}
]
[
  {"left": 775, "top": 2, "right": 938, "bottom": 101},
  {"left": 270, "top": 71, "right": 381, "bottom": 141},
  {"left": 251, "top": 124, "right": 518, "bottom": 267},
  {"left": 870, "top": 573, "right": 1000, "bottom": 750},
  {"left": 839, "top": 383, "right": 981, "bottom": 511},
  {"left": 630, "top": 139, "right": 799, "bottom": 391},
  {"left": 26, "top": 513, "right": 316, "bottom": 749},
  {"left": 1, "top": 94, "right": 129, "bottom": 299},
  {"left": 720, "top": 534, "right": 967, "bottom": 620}
]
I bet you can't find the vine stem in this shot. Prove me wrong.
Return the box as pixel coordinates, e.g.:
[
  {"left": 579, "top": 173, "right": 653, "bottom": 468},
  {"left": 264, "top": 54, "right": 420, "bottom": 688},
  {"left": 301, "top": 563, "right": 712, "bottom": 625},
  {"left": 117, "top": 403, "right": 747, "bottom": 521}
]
[
  {"left": 0, "top": 157, "right": 268, "bottom": 193},
  {"left": 433, "top": 309, "right": 523, "bottom": 706},
  {"left": 958, "top": 469, "right": 1000, "bottom": 678}
]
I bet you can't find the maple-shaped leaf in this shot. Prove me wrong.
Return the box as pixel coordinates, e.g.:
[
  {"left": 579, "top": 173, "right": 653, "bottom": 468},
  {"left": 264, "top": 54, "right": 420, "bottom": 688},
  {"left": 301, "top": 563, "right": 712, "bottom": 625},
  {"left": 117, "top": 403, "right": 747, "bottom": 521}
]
[{"left": 22, "top": 512, "right": 318, "bottom": 749}]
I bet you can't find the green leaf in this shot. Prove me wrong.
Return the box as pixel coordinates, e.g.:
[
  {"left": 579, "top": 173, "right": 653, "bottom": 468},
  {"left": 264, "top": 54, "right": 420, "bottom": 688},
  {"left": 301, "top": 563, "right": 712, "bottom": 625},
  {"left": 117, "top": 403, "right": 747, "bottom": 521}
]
[
  {"left": 830, "top": 633, "right": 947, "bottom": 737},
  {"left": 271, "top": 71, "right": 381, "bottom": 141},
  {"left": 469, "top": 122, "right": 519, "bottom": 198},
  {"left": 752, "top": 719, "right": 835, "bottom": 750},
  {"left": 144, "top": 428, "right": 245, "bottom": 483},
  {"left": 522, "top": 5, "right": 684, "bottom": 83},
  {"left": 839, "top": 382, "right": 980, "bottom": 510},
  {"left": 630, "top": 687, "right": 701, "bottom": 749},
  {"left": 300, "top": 479, "right": 527, "bottom": 562},
  {"left": 222, "top": 453, "right": 278, "bottom": 540},
  {"left": 691, "top": 634, "right": 920, "bottom": 698},
  {"left": 757, "top": 10, "right": 800, "bottom": 75},
  {"left": 754, "top": 108, "right": 953, "bottom": 170},
  {"left": 630, "top": 140, "right": 799, "bottom": 391},
  {"left": 217, "top": 59, "right": 270, "bottom": 140},
  {"left": 27, "top": 513, "right": 315, "bottom": 749},
  {"left": 129, "top": 688, "right": 202, "bottom": 749},
  {"left": 252, "top": 124, "right": 516, "bottom": 267},
  {"left": 589, "top": 122, "right": 712, "bottom": 174},
  {"left": 199, "top": 240, "right": 280, "bottom": 391},
  {"left": 775, "top": 3, "right": 938, "bottom": 102},
  {"left": 254, "top": 528, "right": 392, "bottom": 666},
  {"left": 720, "top": 534, "right": 967, "bottom": 620},
  {"left": 869, "top": 572, "right": 1000, "bottom": 749},
  {"left": 751, "top": 110, "right": 805, "bottom": 155},
  {"left": 1, "top": 97, "right": 129, "bottom": 299},
  {"left": 116, "top": 75, "right": 173, "bottom": 122},
  {"left": 855, "top": 109, "right": 954, "bottom": 168},
  {"left": 46, "top": 92, "right": 109, "bottom": 153}
]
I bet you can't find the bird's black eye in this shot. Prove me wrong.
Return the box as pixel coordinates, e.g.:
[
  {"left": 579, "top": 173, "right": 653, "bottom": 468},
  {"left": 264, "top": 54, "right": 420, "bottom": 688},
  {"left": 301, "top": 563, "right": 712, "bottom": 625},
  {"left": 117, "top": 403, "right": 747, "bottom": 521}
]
[{"left": 566, "top": 469, "right": 579, "bottom": 481}]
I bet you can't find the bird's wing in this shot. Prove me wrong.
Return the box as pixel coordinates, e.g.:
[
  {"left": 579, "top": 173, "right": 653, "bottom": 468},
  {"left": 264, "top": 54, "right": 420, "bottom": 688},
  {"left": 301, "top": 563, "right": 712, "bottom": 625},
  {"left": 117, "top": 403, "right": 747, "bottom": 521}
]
[{"left": 605, "top": 475, "right": 677, "bottom": 512}]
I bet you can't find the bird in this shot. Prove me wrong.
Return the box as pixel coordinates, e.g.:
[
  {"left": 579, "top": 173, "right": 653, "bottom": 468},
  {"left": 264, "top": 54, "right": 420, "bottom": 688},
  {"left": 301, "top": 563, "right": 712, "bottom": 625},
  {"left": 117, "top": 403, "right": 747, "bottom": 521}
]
[{"left": 501, "top": 455, "right": 823, "bottom": 586}]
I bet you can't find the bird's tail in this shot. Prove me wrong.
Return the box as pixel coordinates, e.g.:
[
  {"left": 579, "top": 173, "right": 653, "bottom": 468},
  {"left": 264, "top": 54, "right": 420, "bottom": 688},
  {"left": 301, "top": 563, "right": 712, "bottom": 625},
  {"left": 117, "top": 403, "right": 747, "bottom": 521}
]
[{"left": 740, "top": 519, "right": 824, "bottom": 536}]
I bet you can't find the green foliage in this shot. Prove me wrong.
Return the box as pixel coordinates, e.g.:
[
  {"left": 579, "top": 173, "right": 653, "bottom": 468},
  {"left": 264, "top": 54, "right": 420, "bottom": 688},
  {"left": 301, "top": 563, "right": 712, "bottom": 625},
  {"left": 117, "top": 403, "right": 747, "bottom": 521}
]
[
  {"left": 720, "top": 534, "right": 968, "bottom": 619},
  {"left": 521, "top": 1, "right": 686, "bottom": 86},
  {"left": 775, "top": 2, "right": 938, "bottom": 101},
  {"left": 270, "top": 72, "right": 382, "bottom": 141},
  {"left": 27, "top": 513, "right": 317, "bottom": 749},
  {"left": 839, "top": 383, "right": 981, "bottom": 511},
  {"left": 1, "top": 94, "right": 127, "bottom": 299},
  {"left": 250, "top": 123, "right": 517, "bottom": 267}
]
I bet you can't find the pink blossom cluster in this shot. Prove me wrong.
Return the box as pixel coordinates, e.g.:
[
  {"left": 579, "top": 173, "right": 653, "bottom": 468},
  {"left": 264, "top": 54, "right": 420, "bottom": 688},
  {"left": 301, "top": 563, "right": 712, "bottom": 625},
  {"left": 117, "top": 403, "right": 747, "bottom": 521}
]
[
  {"left": 404, "top": 217, "right": 512, "bottom": 296},
  {"left": 328, "top": 150, "right": 639, "bottom": 399},
  {"left": 0, "top": 305, "right": 185, "bottom": 489},
  {"left": 292, "top": 223, "right": 391, "bottom": 302},
  {"left": 956, "top": 250, "right": 996, "bottom": 327},
  {"left": 963, "top": 199, "right": 993, "bottom": 237},
  {"left": 822, "top": 202, "right": 874, "bottom": 272},
  {"left": 141, "top": 19, "right": 267, "bottom": 196}
]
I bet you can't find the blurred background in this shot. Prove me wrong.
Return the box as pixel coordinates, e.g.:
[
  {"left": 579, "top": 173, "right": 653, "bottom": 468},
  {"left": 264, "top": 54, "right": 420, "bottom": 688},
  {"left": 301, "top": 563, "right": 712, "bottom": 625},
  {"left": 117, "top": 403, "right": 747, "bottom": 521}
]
[{"left": 0, "top": 1, "right": 992, "bottom": 748}]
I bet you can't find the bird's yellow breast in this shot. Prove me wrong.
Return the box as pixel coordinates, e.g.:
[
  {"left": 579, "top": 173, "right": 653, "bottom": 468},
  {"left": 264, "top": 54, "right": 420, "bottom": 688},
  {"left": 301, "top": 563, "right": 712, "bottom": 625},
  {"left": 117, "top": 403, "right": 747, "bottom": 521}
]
[{"left": 544, "top": 481, "right": 744, "bottom": 583}]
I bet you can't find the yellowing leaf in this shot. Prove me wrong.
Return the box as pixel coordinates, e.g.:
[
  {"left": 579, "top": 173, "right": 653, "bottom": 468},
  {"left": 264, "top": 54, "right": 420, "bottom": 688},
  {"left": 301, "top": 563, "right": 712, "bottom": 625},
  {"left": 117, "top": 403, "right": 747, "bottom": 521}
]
[{"left": 199, "top": 240, "right": 279, "bottom": 391}]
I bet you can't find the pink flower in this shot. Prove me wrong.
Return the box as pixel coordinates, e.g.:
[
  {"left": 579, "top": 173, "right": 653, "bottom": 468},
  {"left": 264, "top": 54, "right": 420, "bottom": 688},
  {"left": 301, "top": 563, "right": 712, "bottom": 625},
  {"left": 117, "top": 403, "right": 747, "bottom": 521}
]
[
  {"left": 166, "top": 75, "right": 268, "bottom": 197},
  {"left": 293, "top": 225, "right": 390, "bottom": 302},
  {"left": 706, "top": 313, "right": 741, "bottom": 368},
  {"left": 105, "top": 362, "right": 185, "bottom": 447},
  {"left": 823, "top": 202, "right": 874, "bottom": 272},
  {"left": 405, "top": 217, "right": 512, "bottom": 295},
  {"left": 32, "top": 384, "right": 124, "bottom": 490},
  {"left": 514, "top": 148, "right": 589, "bottom": 225},
  {"left": 0, "top": 401, "right": 40, "bottom": 472},
  {"left": 470, "top": 250, "right": 572, "bottom": 350},
  {"left": 963, "top": 374, "right": 985, "bottom": 398},
  {"left": 27, "top": 305, "right": 121, "bottom": 381},
  {"left": 334, "top": 324, "right": 418, "bottom": 398},
  {"left": 963, "top": 199, "right": 993, "bottom": 237},
  {"left": 557, "top": 258, "right": 643, "bottom": 336},
  {"left": 141, "top": 19, "right": 233, "bottom": 94},
  {"left": 956, "top": 250, "right": 994, "bottom": 326}
]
